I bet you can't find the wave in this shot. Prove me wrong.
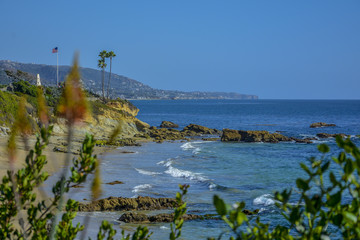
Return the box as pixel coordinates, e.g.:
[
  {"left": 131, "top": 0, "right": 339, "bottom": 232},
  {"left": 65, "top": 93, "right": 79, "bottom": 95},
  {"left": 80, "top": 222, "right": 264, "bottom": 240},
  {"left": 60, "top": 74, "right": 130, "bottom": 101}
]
[
  {"left": 132, "top": 184, "right": 152, "bottom": 193},
  {"left": 165, "top": 166, "right": 208, "bottom": 182},
  {"left": 299, "top": 134, "right": 316, "bottom": 138},
  {"left": 135, "top": 168, "right": 162, "bottom": 176},
  {"left": 193, "top": 147, "right": 201, "bottom": 154},
  {"left": 253, "top": 194, "right": 276, "bottom": 206},
  {"left": 180, "top": 142, "right": 195, "bottom": 150},
  {"left": 157, "top": 159, "right": 173, "bottom": 167}
]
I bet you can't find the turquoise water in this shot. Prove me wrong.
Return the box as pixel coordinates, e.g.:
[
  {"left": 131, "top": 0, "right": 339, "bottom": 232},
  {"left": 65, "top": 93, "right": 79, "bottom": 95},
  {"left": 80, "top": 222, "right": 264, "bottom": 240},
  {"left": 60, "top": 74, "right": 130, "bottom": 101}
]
[{"left": 72, "top": 100, "right": 360, "bottom": 239}]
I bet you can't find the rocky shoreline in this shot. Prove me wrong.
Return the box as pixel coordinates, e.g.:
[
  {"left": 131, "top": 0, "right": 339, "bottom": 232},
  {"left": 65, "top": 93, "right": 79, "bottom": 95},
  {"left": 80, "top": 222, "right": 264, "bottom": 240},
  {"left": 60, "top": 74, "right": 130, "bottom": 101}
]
[{"left": 121, "top": 120, "right": 355, "bottom": 146}]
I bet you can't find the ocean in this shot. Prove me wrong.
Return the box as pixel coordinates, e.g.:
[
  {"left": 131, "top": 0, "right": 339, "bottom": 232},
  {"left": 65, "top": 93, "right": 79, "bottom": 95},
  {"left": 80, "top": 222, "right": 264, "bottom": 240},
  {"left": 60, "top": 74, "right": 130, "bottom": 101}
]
[{"left": 72, "top": 99, "right": 360, "bottom": 239}]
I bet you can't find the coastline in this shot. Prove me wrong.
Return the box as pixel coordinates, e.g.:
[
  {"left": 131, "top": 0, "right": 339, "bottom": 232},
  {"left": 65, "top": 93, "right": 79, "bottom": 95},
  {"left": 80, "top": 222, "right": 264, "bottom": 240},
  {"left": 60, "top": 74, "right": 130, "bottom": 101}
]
[{"left": 0, "top": 133, "right": 117, "bottom": 179}]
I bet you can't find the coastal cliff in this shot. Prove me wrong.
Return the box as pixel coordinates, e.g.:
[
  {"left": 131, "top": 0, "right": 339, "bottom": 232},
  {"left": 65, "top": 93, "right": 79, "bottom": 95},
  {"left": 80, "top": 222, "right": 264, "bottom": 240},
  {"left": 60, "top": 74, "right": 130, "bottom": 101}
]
[{"left": 0, "top": 61, "right": 258, "bottom": 100}]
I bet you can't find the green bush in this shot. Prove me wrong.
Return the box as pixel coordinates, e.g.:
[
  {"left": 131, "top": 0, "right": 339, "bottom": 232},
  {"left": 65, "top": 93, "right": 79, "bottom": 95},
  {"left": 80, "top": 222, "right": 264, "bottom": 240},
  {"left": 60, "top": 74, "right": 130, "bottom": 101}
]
[
  {"left": 13, "top": 80, "right": 38, "bottom": 97},
  {"left": 0, "top": 90, "right": 19, "bottom": 126},
  {"left": 211, "top": 136, "right": 360, "bottom": 239}
]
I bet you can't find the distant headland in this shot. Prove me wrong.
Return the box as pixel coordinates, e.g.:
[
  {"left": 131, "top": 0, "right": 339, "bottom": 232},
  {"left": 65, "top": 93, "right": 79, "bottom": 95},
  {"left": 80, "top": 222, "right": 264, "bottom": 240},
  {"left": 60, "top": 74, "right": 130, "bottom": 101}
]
[{"left": 0, "top": 60, "right": 258, "bottom": 100}]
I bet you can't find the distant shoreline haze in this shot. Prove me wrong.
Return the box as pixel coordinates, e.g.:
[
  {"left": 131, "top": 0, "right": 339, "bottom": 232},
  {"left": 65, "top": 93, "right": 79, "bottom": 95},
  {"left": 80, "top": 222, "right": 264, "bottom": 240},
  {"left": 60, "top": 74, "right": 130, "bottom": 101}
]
[{"left": 0, "top": 60, "right": 258, "bottom": 100}]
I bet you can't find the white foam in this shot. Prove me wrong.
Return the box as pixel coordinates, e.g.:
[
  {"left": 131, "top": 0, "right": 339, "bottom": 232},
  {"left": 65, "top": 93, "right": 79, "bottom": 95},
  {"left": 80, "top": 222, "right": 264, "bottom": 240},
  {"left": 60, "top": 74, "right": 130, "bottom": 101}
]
[
  {"left": 312, "top": 140, "right": 330, "bottom": 144},
  {"left": 160, "top": 225, "right": 170, "bottom": 230},
  {"left": 180, "top": 142, "right": 195, "bottom": 150},
  {"left": 157, "top": 160, "right": 173, "bottom": 167},
  {"left": 132, "top": 184, "right": 152, "bottom": 193},
  {"left": 193, "top": 147, "right": 201, "bottom": 154},
  {"left": 165, "top": 166, "right": 208, "bottom": 182},
  {"left": 299, "top": 134, "right": 316, "bottom": 138},
  {"left": 209, "top": 183, "right": 217, "bottom": 190},
  {"left": 253, "top": 194, "right": 275, "bottom": 206},
  {"left": 258, "top": 208, "right": 266, "bottom": 213},
  {"left": 135, "top": 168, "right": 162, "bottom": 176}
]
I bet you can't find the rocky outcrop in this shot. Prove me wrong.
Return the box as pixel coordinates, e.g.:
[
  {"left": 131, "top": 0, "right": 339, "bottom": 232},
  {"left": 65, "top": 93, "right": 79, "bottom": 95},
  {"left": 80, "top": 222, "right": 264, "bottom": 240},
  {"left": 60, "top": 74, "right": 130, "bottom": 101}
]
[
  {"left": 290, "top": 137, "right": 315, "bottom": 144},
  {"left": 105, "top": 180, "right": 124, "bottom": 185},
  {"left": 316, "top": 133, "right": 348, "bottom": 138},
  {"left": 0, "top": 126, "right": 10, "bottom": 136},
  {"left": 181, "top": 124, "right": 221, "bottom": 136},
  {"left": 202, "top": 137, "right": 220, "bottom": 141},
  {"left": 148, "top": 127, "right": 186, "bottom": 141},
  {"left": 220, "top": 129, "right": 242, "bottom": 142},
  {"left": 160, "top": 121, "right": 179, "bottom": 128},
  {"left": 119, "top": 212, "right": 203, "bottom": 223},
  {"left": 310, "top": 122, "right": 336, "bottom": 128},
  {"left": 78, "top": 196, "right": 176, "bottom": 212},
  {"left": 221, "top": 129, "right": 291, "bottom": 143},
  {"left": 119, "top": 209, "right": 260, "bottom": 223}
]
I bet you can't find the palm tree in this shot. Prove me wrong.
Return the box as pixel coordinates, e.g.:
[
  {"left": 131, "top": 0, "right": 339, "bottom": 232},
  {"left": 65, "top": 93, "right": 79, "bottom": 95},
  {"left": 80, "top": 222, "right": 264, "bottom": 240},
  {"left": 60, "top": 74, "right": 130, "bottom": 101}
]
[
  {"left": 106, "top": 51, "right": 116, "bottom": 99},
  {"left": 98, "top": 50, "right": 107, "bottom": 100}
]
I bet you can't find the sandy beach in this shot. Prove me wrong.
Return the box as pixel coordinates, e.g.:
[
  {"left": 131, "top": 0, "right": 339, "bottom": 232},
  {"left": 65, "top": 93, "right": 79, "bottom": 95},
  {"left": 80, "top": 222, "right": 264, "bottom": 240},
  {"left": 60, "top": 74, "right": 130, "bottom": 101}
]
[{"left": 0, "top": 132, "right": 115, "bottom": 180}]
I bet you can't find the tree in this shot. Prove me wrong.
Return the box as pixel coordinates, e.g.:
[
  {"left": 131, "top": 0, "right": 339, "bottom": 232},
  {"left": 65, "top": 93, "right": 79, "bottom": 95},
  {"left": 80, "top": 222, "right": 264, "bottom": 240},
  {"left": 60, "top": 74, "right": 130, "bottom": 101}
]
[
  {"left": 106, "top": 51, "right": 116, "bottom": 100},
  {"left": 98, "top": 50, "right": 107, "bottom": 100}
]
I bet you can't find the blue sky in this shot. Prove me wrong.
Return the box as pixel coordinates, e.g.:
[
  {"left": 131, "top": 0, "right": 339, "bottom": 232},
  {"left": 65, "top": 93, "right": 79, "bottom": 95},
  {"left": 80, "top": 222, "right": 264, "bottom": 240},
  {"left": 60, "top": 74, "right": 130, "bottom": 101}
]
[{"left": 0, "top": 1, "right": 359, "bottom": 99}]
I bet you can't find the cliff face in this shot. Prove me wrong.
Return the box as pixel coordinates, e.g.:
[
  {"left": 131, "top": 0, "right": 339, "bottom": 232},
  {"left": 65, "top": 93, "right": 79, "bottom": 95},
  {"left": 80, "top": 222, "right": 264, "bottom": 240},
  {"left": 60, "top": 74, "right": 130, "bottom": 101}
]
[{"left": 53, "top": 100, "right": 149, "bottom": 139}]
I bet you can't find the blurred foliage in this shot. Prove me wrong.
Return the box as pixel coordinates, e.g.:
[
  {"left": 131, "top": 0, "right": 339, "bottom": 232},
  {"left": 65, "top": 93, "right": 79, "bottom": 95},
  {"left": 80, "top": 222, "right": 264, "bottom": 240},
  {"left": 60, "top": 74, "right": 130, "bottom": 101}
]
[{"left": 209, "top": 136, "right": 360, "bottom": 240}]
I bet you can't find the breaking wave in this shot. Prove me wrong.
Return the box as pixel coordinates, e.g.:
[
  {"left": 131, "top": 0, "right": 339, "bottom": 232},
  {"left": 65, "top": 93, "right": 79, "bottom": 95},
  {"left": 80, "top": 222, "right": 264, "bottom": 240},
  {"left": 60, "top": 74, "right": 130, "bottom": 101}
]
[
  {"left": 132, "top": 184, "right": 152, "bottom": 193},
  {"left": 165, "top": 166, "right": 208, "bottom": 182},
  {"left": 253, "top": 194, "right": 276, "bottom": 206},
  {"left": 135, "top": 168, "right": 162, "bottom": 176}
]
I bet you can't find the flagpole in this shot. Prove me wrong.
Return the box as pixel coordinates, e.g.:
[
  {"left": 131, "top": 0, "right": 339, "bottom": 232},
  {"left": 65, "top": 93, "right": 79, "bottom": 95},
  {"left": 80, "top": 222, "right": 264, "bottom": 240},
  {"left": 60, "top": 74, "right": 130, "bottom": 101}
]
[{"left": 56, "top": 51, "right": 59, "bottom": 86}]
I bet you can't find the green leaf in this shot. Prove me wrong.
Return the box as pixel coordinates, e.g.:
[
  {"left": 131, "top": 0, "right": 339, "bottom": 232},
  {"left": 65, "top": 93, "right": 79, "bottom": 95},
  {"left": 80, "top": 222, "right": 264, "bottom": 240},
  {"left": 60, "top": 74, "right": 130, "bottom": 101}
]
[
  {"left": 300, "top": 163, "right": 311, "bottom": 175},
  {"left": 344, "top": 159, "right": 354, "bottom": 175},
  {"left": 343, "top": 212, "right": 357, "bottom": 224},
  {"left": 289, "top": 207, "right": 300, "bottom": 224},
  {"left": 304, "top": 196, "right": 316, "bottom": 214},
  {"left": 213, "top": 195, "right": 227, "bottom": 216},
  {"left": 318, "top": 144, "right": 330, "bottom": 153},
  {"left": 327, "top": 191, "right": 341, "bottom": 207},
  {"left": 321, "top": 161, "right": 330, "bottom": 172},
  {"left": 236, "top": 212, "right": 247, "bottom": 226},
  {"left": 329, "top": 172, "right": 337, "bottom": 185},
  {"left": 296, "top": 178, "right": 309, "bottom": 191},
  {"left": 338, "top": 152, "right": 346, "bottom": 163}
]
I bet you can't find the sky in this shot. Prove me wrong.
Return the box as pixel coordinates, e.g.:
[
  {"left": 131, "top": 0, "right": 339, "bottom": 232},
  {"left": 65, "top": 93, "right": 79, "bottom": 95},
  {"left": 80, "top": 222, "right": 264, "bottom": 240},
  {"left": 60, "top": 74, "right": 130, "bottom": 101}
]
[{"left": 0, "top": 1, "right": 359, "bottom": 99}]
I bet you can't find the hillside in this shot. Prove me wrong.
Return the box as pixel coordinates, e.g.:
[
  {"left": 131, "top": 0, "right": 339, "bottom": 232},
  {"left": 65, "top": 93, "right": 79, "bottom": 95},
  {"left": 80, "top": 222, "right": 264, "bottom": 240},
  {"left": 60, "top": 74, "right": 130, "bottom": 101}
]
[{"left": 0, "top": 60, "right": 258, "bottom": 100}]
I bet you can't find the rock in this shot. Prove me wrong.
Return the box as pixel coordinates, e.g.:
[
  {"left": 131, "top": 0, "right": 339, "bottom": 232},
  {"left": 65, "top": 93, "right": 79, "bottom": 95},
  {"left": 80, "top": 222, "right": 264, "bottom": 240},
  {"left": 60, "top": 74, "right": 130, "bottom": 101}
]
[
  {"left": 78, "top": 196, "right": 177, "bottom": 212},
  {"left": 182, "top": 124, "right": 220, "bottom": 136},
  {"left": 119, "top": 212, "right": 149, "bottom": 223},
  {"left": 119, "top": 151, "right": 136, "bottom": 154},
  {"left": 116, "top": 138, "right": 141, "bottom": 147},
  {"left": 310, "top": 122, "right": 336, "bottom": 128},
  {"left": 134, "top": 119, "right": 150, "bottom": 131},
  {"left": 105, "top": 180, "right": 124, "bottom": 185},
  {"left": 119, "top": 212, "right": 202, "bottom": 223},
  {"left": 290, "top": 137, "right": 314, "bottom": 144},
  {"left": 119, "top": 209, "right": 260, "bottom": 223},
  {"left": 160, "top": 121, "right": 179, "bottom": 128},
  {"left": 242, "top": 209, "right": 260, "bottom": 215},
  {"left": 221, "top": 129, "right": 291, "bottom": 143},
  {"left": 0, "top": 126, "right": 10, "bottom": 136},
  {"left": 149, "top": 127, "right": 185, "bottom": 141},
  {"left": 53, "top": 146, "right": 79, "bottom": 154},
  {"left": 316, "top": 133, "right": 348, "bottom": 138},
  {"left": 202, "top": 138, "right": 220, "bottom": 141},
  {"left": 221, "top": 129, "right": 242, "bottom": 142}
]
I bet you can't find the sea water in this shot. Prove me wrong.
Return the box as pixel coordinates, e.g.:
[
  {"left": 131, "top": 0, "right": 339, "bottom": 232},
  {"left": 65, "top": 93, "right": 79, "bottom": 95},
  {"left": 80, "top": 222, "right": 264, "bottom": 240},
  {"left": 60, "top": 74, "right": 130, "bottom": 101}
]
[{"left": 71, "top": 100, "right": 360, "bottom": 239}]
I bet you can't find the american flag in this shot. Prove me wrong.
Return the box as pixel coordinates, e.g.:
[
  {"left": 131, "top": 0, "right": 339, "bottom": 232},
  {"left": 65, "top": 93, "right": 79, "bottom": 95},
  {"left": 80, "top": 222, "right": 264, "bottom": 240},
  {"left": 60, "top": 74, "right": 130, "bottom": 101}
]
[{"left": 52, "top": 47, "right": 58, "bottom": 53}]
